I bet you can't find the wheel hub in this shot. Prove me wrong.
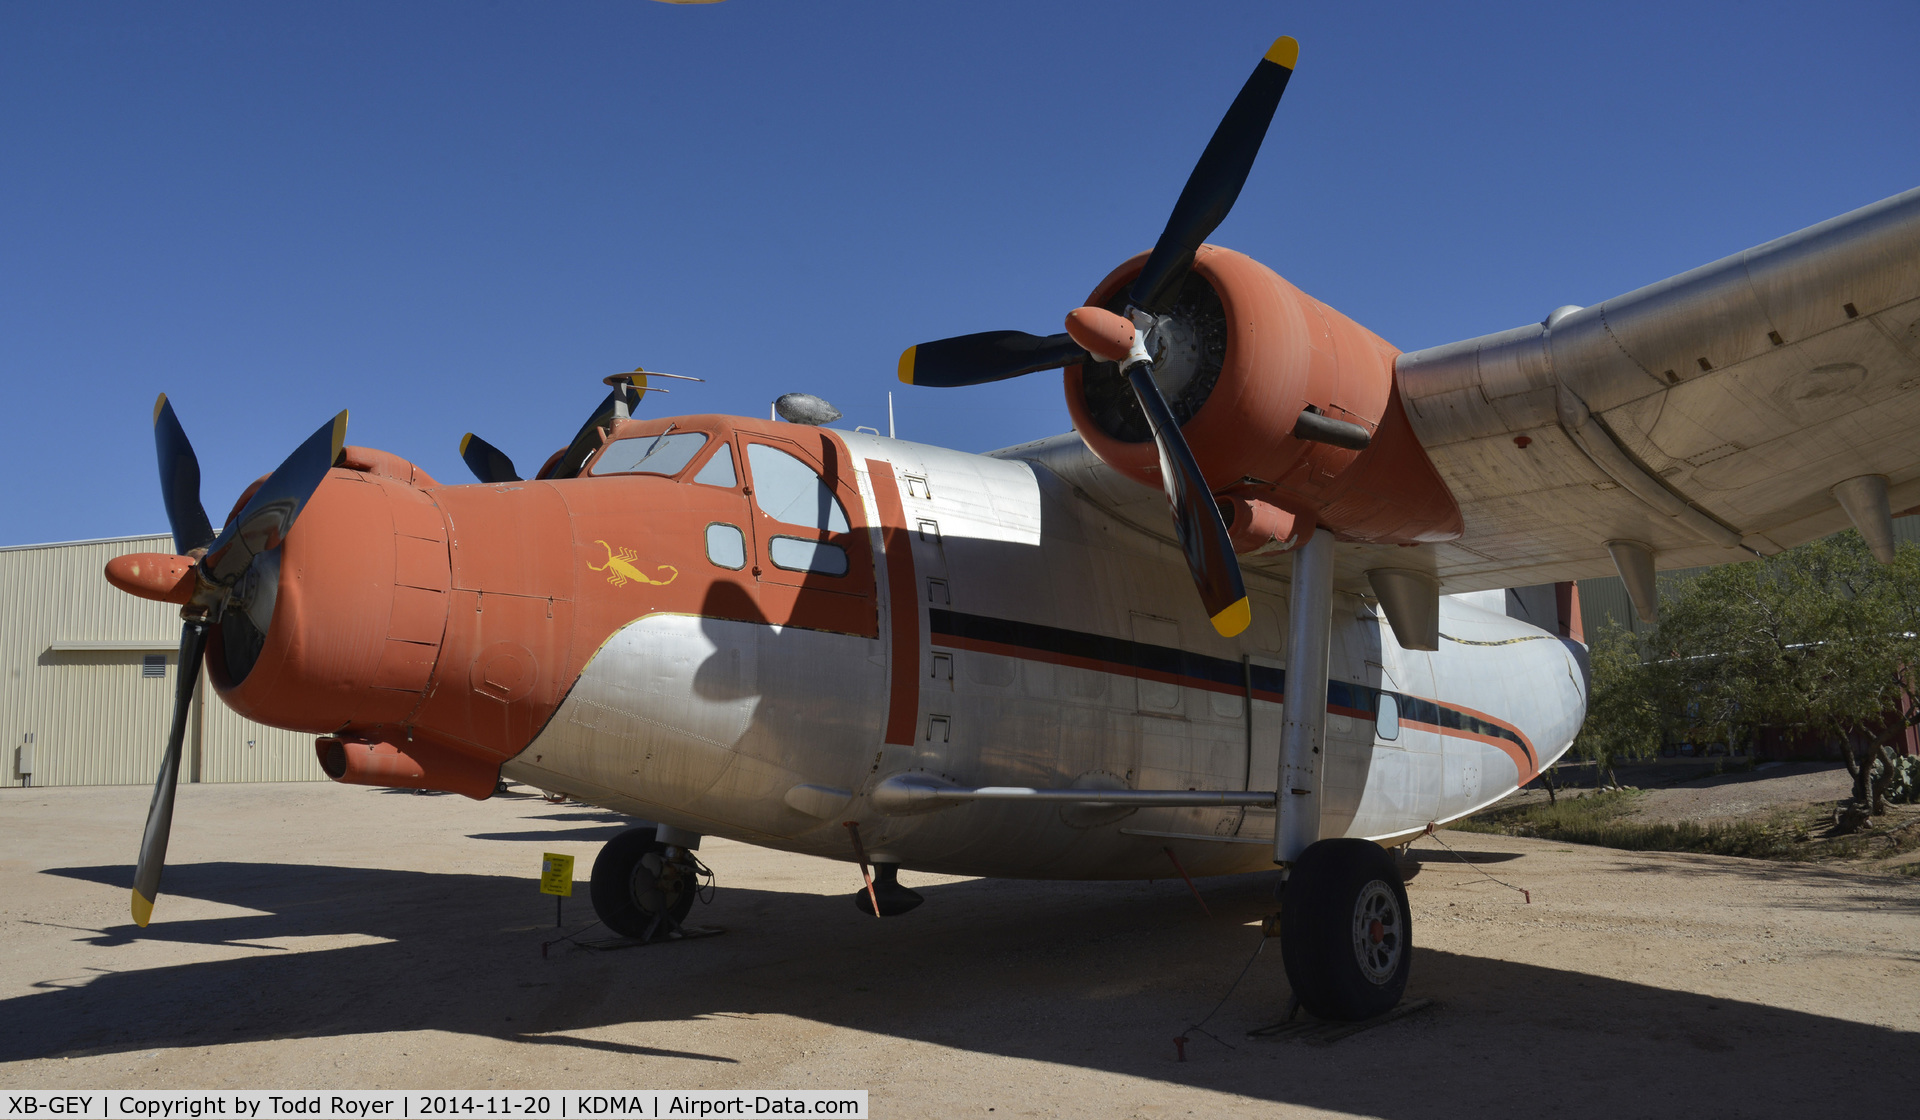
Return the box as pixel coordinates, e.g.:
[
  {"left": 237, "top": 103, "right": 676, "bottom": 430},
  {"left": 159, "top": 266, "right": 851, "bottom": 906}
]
[
  {"left": 1351, "top": 879, "right": 1403, "bottom": 985},
  {"left": 630, "top": 850, "right": 690, "bottom": 915}
]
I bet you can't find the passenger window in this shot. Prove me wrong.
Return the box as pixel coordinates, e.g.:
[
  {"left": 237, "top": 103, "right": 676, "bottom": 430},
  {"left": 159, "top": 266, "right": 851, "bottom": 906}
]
[
  {"left": 705, "top": 523, "right": 746, "bottom": 570},
  {"left": 590, "top": 432, "right": 708, "bottom": 478},
  {"left": 692, "top": 442, "right": 737, "bottom": 488},
  {"left": 746, "top": 444, "right": 849, "bottom": 532},
  {"left": 1376, "top": 693, "right": 1400, "bottom": 741},
  {"left": 769, "top": 536, "right": 848, "bottom": 576}
]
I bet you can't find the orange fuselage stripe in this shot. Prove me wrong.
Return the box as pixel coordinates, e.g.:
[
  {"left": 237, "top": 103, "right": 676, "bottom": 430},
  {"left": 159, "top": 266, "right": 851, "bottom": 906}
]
[{"left": 868, "top": 458, "right": 920, "bottom": 746}]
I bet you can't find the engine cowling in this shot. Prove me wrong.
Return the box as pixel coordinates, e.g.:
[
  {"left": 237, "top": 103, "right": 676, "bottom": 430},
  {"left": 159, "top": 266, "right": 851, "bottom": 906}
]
[{"left": 1064, "top": 245, "right": 1462, "bottom": 544}]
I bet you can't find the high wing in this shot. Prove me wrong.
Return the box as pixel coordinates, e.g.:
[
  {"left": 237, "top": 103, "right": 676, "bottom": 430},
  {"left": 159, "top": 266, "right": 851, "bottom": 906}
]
[
  {"left": 1005, "top": 186, "right": 1920, "bottom": 606},
  {"left": 1397, "top": 185, "right": 1920, "bottom": 593}
]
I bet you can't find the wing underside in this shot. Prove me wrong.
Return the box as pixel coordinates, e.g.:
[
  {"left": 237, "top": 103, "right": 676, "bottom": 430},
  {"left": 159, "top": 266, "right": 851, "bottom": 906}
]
[{"left": 1400, "top": 186, "right": 1920, "bottom": 593}]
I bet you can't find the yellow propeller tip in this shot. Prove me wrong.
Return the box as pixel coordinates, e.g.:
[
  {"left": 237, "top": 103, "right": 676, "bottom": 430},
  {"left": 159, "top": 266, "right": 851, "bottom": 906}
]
[
  {"left": 459, "top": 433, "right": 473, "bottom": 455},
  {"left": 897, "top": 346, "right": 917, "bottom": 385},
  {"left": 1210, "top": 597, "right": 1252, "bottom": 638},
  {"left": 1265, "top": 36, "right": 1299, "bottom": 70},
  {"left": 152, "top": 394, "right": 168, "bottom": 425},
  {"left": 130, "top": 888, "right": 153, "bottom": 928}
]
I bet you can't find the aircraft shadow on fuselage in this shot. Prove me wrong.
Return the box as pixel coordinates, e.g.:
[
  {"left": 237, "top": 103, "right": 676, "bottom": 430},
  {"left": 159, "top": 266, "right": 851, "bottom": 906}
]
[{"left": 11, "top": 859, "right": 1913, "bottom": 1115}]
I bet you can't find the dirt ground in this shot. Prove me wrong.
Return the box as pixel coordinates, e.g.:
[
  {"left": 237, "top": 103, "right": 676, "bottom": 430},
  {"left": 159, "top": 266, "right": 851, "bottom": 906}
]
[
  {"left": 2, "top": 780, "right": 1917, "bottom": 1119},
  {"left": 1509, "top": 760, "right": 1861, "bottom": 824},
  {"left": 1615, "top": 761, "right": 1857, "bottom": 823}
]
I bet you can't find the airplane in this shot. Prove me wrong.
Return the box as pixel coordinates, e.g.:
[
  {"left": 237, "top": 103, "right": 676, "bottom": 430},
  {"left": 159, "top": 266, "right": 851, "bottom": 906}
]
[{"left": 101, "top": 34, "right": 1920, "bottom": 1023}]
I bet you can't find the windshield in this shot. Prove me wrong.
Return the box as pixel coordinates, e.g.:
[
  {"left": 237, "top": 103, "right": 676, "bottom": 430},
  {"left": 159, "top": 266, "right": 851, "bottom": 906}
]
[{"left": 589, "top": 432, "right": 709, "bottom": 478}]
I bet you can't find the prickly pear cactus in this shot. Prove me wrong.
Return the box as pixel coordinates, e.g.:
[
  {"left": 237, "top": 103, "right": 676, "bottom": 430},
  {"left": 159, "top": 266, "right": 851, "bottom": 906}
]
[{"left": 1888, "top": 755, "right": 1919, "bottom": 804}]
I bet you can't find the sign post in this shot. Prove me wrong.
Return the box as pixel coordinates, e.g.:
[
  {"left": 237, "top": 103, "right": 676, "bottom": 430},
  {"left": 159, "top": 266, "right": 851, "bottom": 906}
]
[{"left": 540, "top": 852, "right": 575, "bottom": 927}]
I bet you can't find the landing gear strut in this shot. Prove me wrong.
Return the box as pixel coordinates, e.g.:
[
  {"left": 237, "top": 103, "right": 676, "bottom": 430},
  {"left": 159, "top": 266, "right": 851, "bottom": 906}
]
[
  {"left": 1280, "top": 838, "right": 1411, "bottom": 1021},
  {"left": 590, "top": 826, "right": 703, "bottom": 940}
]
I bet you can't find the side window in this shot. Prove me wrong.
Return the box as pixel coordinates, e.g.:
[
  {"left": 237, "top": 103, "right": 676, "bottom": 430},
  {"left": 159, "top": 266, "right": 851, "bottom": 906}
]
[
  {"left": 705, "top": 523, "right": 746, "bottom": 570},
  {"left": 589, "top": 432, "right": 708, "bottom": 478},
  {"left": 768, "top": 536, "right": 848, "bottom": 576},
  {"left": 1376, "top": 693, "right": 1400, "bottom": 741},
  {"left": 692, "top": 443, "right": 737, "bottom": 488},
  {"left": 746, "top": 443, "right": 849, "bottom": 532}
]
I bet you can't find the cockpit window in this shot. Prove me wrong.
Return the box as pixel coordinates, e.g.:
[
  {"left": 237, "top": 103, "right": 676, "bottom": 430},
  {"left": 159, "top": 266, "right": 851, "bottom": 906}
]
[
  {"left": 746, "top": 443, "right": 848, "bottom": 532},
  {"left": 692, "top": 442, "right": 738, "bottom": 488},
  {"left": 589, "top": 432, "right": 708, "bottom": 478}
]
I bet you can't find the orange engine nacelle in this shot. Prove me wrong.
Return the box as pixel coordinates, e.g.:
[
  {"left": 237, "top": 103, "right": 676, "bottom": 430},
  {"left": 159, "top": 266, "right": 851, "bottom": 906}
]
[{"left": 1064, "top": 246, "right": 1461, "bottom": 544}]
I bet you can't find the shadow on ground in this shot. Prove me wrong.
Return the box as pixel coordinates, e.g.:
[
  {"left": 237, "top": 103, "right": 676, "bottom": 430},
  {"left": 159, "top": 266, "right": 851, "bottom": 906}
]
[{"left": 6, "top": 857, "right": 1916, "bottom": 1115}]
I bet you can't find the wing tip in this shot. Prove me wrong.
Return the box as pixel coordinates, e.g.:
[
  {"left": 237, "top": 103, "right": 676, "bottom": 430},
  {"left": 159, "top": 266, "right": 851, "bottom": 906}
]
[{"left": 1265, "top": 35, "right": 1299, "bottom": 71}]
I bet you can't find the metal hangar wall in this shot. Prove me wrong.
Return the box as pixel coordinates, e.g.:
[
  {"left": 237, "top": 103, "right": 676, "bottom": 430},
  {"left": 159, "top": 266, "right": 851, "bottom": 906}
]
[{"left": 1, "top": 534, "right": 321, "bottom": 788}]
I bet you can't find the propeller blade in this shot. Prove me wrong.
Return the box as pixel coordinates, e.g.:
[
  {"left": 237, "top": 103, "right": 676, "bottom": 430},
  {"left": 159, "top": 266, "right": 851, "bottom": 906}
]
[
  {"left": 131, "top": 621, "right": 209, "bottom": 927},
  {"left": 897, "top": 331, "right": 1088, "bottom": 388},
  {"left": 152, "top": 395, "right": 215, "bottom": 555},
  {"left": 546, "top": 388, "right": 622, "bottom": 480},
  {"left": 1125, "top": 363, "right": 1250, "bottom": 637},
  {"left": 1064, "top": 303, "right": 1250, "bottom": 636},
  {"left": 1129, "top": 36, "right": 1298, "bottom": 313},
  {"left": 202, "top": 411, "right": 348, "bottom": 585},
  {"left": 460, "top": 433, "right": 522, "bottom": 484}
]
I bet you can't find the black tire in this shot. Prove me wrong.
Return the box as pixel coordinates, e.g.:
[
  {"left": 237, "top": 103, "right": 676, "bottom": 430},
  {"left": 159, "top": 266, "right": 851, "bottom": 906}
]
[
  {"left": 590, "top": 826, "right": 699, "bottom": 939},
  {"left": 1279, "top": 838, "right": 1411, "bottom": 1021}
]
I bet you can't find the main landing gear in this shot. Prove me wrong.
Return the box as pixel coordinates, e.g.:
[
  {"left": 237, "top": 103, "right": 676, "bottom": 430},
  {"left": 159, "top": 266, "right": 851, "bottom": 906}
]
[
  {"left": 590, "top": 825, "right": 708, "bottom": 940},
  {"left": 1280, "top": 838, "right": 1411, "bottom": 1021}
]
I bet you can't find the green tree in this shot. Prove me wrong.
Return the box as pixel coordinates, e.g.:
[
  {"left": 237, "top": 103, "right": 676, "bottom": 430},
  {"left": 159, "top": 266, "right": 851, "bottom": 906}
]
[
  {"left": 1647, "top": 532, "right": 1920, "bottom": 817},
  {"left": 1571, "top": 623, "right": 1662, "bottom": 787}
]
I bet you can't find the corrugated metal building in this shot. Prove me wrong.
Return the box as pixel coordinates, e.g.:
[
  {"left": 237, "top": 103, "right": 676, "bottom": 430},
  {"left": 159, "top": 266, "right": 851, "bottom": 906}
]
[{"left": 2, "top": 534, "right": 320, "bottom": 788}]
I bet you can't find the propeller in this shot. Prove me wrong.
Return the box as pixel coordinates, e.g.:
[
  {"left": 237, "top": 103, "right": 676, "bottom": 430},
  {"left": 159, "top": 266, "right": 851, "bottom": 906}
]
[
  {"left": 547, "top": 386, "right": 627, "bottom": 480},
  {"left": 460, "top": 433, "right": 522, "bottom": 484},
  {"left": 154, "top": 396, "right": 215, "bottom": 555},
  {"left": 1129, "top": 35, "right": 1298, "bottom": 314},
  {"left": 895, "top": 35, "right": 1299, "bottom": 635},
  {"left": 898, "top": 331, "right": 1087, "bottom": 388},
  {"left": 128, "top": 395, "right": 347, "bottom": 927},
  {"left": 1065, "top": 307, "right": 1249, "bottom": 636},
  {"left": 465, "top": 367, "right": 704, "bottom": 483}
]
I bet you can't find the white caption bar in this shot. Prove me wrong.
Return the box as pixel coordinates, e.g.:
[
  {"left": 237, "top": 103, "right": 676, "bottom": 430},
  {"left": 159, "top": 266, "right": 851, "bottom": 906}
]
[{"left": 2, "top": 1093, "right": 867, "bottom": 1120}]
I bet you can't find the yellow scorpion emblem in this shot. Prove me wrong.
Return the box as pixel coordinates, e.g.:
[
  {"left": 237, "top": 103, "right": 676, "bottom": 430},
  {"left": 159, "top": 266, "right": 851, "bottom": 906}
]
[{"left": 587, "top": 540, "right": 679, "bottom": 589}]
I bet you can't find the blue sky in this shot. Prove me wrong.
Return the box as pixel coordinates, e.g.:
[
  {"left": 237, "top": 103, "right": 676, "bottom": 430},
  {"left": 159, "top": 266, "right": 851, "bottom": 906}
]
[{"left": 4, "top": 0, "right": 1917, "bottom": 546}]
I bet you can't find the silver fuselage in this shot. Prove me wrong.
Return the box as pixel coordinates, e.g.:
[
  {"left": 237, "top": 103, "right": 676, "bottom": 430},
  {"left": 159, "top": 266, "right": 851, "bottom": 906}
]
[{"left": 503, "top": 432, "right": 1586, "bottom": 879}]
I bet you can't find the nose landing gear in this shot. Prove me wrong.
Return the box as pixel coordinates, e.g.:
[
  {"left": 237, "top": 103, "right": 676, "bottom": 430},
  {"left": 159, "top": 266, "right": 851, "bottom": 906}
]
[
  {"left": 1279, "top": 838, "right": 1411, "bottom": 1022},
  {"left": 589, "top": 825, "right": 709, "bottom": 941}
]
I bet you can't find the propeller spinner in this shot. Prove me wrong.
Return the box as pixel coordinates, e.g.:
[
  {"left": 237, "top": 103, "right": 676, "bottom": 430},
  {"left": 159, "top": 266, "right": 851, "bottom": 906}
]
[{"left": 896, "top": 36, "right": 1300, "bottom": 637}]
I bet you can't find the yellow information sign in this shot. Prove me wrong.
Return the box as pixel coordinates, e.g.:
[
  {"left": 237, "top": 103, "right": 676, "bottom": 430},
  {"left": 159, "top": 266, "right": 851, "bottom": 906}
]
[{"left": 540, "top": 852, "right": 575, "bottom": 897}]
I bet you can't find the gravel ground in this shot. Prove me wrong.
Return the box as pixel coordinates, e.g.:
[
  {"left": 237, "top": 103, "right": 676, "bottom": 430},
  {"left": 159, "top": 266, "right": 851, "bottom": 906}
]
[
  {"left": 2, "top": 781, "right": 1917, "bottom": 1118},
  {"left": 1498, "top": 761, "right": 1859, "bottom": 823},
  {"left": 1624, "top": 761, "right": 1857, "bottom": 824}
]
